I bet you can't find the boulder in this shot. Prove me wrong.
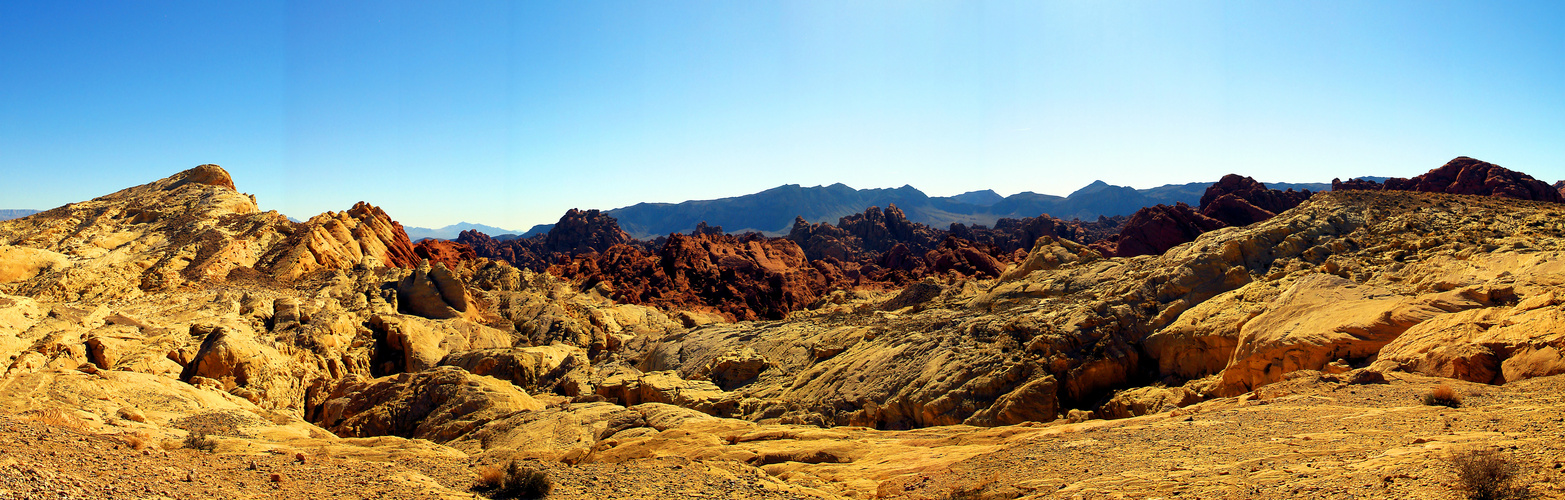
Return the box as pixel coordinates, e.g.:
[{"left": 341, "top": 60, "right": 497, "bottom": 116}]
[
  {"left": 440, "top": 344, "right": 592, "bottom": 396},
  {"left": 319, "top": 366, "right": 543, "bottom": 442},
  {"left": 395, "top": 261, "right": 472, "bottom": 320},
  {"left": 704, "top": 348, "right": 770, "bottom": 390},
  {"left": 370, "top": 314, "right": 512, "bottom": 373}
]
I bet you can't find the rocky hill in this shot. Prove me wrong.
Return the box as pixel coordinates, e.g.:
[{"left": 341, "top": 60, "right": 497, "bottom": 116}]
[{"left": 1, "top": 162, "right": 1564, "bottom": 499}]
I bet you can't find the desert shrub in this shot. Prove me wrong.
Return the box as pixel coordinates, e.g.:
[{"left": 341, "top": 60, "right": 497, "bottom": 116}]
[
  {"left": 121, "top": 435, "right": 148, "bottom": 450},
  {"left": 1449, "top": 448, "right": 1529, "bottom": 500},
  {"left": 474, "top": 460, "right": 552, "bottom": 499},
  {"left": 475, "top": 465, "right": 505, "bottom": 489},
  {"left": 1423, "top": 384, "right": 1462, "bottom": 408},
  {"left": 183, "top": 430, "right": 217, "bottom": 452},
  {"left": 941, "top": 485, "right": 986, "bottom": 500}
]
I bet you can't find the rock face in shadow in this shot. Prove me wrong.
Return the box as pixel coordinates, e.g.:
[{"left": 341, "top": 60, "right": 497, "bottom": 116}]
[
  {"left": 1094, "top": 174, "right": 1317, "bottom": 258},
  {"left": 1198, "top": 174, "right": 1313, "bottom": 227},
  {"left": 1091, "top": 203, "right": 1227, "bottom": 258},
  {"left": 546, "top": 209, "right": 633, "bottom": 254},
  {"left": 1332, "top": 156, "right": 1563, "bottom": 202},
  {"left": 456, "top": 230, "right": 553, "bottom": 271}
]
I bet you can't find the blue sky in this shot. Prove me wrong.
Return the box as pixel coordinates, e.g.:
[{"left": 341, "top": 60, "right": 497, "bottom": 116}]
[{"left": 2, "top": 1, "right": 1562, "bottom": 230}]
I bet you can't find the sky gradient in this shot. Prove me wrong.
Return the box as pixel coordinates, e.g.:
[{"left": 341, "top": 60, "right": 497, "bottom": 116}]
[{"left": 3, "top": 1, "right": 1562, "bottom": 230}]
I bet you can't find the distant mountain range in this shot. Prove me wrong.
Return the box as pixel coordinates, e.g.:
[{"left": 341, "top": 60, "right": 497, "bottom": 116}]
[
  {"left": 409, "top": 178, "right": 1359, "bottom": 241},
  {"left": 602, "top": 180, "right": 1331, "bottom": 239},
  {"left": 404, "top": 222, "right": 525, "bottom": 242},
  {"left": 0, "top": 209, "right": 39, "bottom": 221}
]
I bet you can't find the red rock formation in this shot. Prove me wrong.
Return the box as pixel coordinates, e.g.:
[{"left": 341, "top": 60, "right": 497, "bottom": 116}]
[
  {"left": 553, "top": 233, "right": 834, "bottom": 321},
  {"left": 1198, "top": 175, "right": 1313, "bottom": 227},
  {"left": 1555, "top": 180, "right": 1565, "bottom": 199},
  {"left": 1332, "top": 157, "right": 1562, "bottom": 202},
  {"left": 950, "top": 215, "right": 1126, "bottom": 256},
  {"left": 1091, "top": 203, "right": 1226, "bottom": 258},
  {"left": 413, "top": 239, "right": 478, "bottom": 269},
  {"left": 456, "top": 230, "right": 552, "bottom": 271},
  {"left": 546, "top": 209, "right": 633, "bottom": 254}
]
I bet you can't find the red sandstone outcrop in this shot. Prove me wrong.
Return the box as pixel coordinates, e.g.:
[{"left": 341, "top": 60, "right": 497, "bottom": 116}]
[
  {"left": 458, "top": 209, "right": 649, "bottom": 273},
  {"left": 787, "top": 204, "right": 943, "bottom": 262},
  {"left": 1332, "top": 156, "right": 1562, "bottom": 202},
  {"left": 1198, "top": 174, "right": 1313, "bottom": 227},
  {"left": 554, "top": 233, "right": 833, "bottom": 321},
  {"left": 547, "top": 209, "right": 633, "bottom": 254},
  {"left": 1091, "top": 203, "right": 1226, "bottom": 258},
  {"left": 949, "top": 214, "right": 1123, "bottom": 257},
  {"left": 456, "top": 230, "right": 553, "bottom": 271},
  {"left": 412, "top": 239, "right": 477, "bottom": 269},
  {"left": 1095, "top": 176, "right": 1315, "bottom": 258}
]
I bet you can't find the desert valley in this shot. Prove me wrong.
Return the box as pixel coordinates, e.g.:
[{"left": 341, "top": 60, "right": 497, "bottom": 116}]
[{"left": 0, "top": 158, "right": 1563, "bottom": 499}]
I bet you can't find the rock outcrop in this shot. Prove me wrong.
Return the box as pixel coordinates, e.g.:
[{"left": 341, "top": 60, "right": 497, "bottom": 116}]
[
  {"left": 1198, "top": 174, "right": 1313, "bottom": 227},
  {"left": 1091, "top": 203, "right": 1225, "bottom": 257},
  {"left": 1332, "top": 156, "right": 1562, "bottom": 202},
  {"left": 318, "top": 366, "right": 543, "bottom": 441},
  {"left": 555, "top": 233, "right": 832, "bottom": 321},
  {"left": 412, "top": 239, "right": 476, "bottom": 268},
  {"left": 546, "top": 209, "right": 633, "bottom": 254},
  {"left": 256, "top": 202, "right": 419, "bottom": 281}
]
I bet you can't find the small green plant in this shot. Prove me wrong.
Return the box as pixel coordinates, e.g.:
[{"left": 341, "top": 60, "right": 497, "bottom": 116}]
[
  {"left": 1449, "top": 448, "right": 1529, "bottom": 500},
  {"left": 474, "top": 460, "right": 552, "bottom": 499},
  {"left": 183, "top": 430, "right": 217, "bottom": 452},
  {"left": 1423, "top": 384, "right": 1463, "bottom": 408}
]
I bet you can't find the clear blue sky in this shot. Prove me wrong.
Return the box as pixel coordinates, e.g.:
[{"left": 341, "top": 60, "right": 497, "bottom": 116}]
[{"left": 2, "top": 1, "right": 1562, "bottom": 230}]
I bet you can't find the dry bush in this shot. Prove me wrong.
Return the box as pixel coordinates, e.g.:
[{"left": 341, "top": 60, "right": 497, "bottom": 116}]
[
  {"left": 1449, "top": 448, "right": 1530, "bottom": 500},
  {"left": 474, "top": 460, "right": 552, "bottom": 499},
  {"left": 475, "top": 465, "right": 505, "bottom": 488},
  {"left": 1423, "top": 384, "right": 1463, "bottom": 408},
  {"left": 941, "top": 485, "right": 987, "bottom": 500},
  {"left": 121, "top": 434, "right": 148, "bottom": 450},
  {"left": 184, "top": 430, "right": 218, "bottom": 452}
]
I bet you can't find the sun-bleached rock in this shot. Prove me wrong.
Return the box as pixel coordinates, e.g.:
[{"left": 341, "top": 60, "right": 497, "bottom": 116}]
[
  {"left": 320, "top": 366, "right": 543, "bottom": 442},
  {"left": 440, "top": 344, "right": 592, "bottom": 396},
  {"left": 1216, "top": 274, "right": 1451, "bottom": 395},
  {"left": 370, "top": 314, "right": 512, "bottom": 373}
]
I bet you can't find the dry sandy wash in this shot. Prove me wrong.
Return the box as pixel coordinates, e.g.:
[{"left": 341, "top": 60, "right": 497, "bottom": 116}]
[{"left": 1, "top": 165, "right": 1564, "bottom": 499}]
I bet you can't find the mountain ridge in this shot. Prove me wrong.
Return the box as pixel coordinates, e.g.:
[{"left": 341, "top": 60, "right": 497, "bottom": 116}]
[{"left": 604, "top": 179, "right": 1329, "bottom": 239}]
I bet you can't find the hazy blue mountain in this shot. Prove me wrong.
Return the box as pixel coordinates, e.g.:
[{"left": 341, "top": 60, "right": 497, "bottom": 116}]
[
  {"left": 936, "top": 189, "right": 1004, "bottom": 207},
  {"left": 0, "top": 209, "right": 39, "bottom": 221},
  {"left": 596, "top": 177, "right": 1346, "bottom": 239},
  {"left": 405, "top": 222, "right": 522, "bottom": 241}
]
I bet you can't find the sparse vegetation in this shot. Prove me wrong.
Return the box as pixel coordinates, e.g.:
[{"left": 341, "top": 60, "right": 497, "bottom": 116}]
[
  {"left": 121, "top": 434, "right": 148, "bottom": 450},
  {"left": 1449, "top": 448, "right": 1529, "bottom": 500},
  {"left": 183, "top": 430, "right": 218, "bottom": 452},
  {"left": 1423, "top": 384, "right": 1463, "bottom": 408},
  {"left": 941, "top": 485, "right": 987, "bottom": 500},
  {"left": 474, "top": 460, "right": 552, "bottom": 499}
]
